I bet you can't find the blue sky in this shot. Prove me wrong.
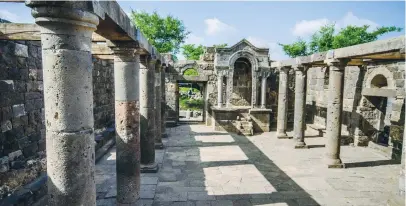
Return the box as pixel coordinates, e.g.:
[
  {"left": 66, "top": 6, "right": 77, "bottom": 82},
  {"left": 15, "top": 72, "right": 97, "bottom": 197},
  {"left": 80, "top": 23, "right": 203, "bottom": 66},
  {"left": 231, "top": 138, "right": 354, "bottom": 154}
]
[{"left": 0, "top": 1, "right": 404, "bottom": 60}]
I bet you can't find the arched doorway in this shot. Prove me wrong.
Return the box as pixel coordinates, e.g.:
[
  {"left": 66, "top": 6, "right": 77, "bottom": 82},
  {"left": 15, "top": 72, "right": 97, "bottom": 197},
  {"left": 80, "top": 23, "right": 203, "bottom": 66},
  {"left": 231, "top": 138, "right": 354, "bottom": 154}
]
[{"left": 231, "top": 57, "right": 252, "bottom": 106}]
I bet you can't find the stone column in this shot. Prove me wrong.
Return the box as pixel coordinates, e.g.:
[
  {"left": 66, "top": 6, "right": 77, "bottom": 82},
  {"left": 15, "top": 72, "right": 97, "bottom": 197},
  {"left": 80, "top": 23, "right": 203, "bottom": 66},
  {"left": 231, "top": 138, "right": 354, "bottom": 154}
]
[
  {"left": 109, "top": 42, "right": 141, "bottom": 204},
  {"left": 324, "top": 58, "right": 348, "bottom": 168},
  {"left": 260, "top": 73, "right": 268, "bottom": 108},
  {"left": 293, "top": 65, "right": 308, "bottom": 149},
  {"left": 26, "top": 2, "right": 99, "bottom": 205},
  {"left": 161, "top": 64, "right": 167, "bottom": 138},
  {"left": 217, "top": 74, "right": 223, "bottom": 107},
  {"left": 155, "top": 63, "right": 163, "bottom": 149},
  {"left": 277, "top": 67, "right": 290, "bottom": 139},
  {"left": 140, "top": 56, "right": 158, "bottom": 172}
]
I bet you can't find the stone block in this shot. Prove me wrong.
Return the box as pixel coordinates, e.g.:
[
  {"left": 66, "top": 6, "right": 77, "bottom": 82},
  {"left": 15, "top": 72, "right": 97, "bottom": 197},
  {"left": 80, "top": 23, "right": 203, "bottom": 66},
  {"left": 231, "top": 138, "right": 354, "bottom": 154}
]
[
  {"left": 25, "top": 92, "right": 41, "bottom": 100},
  {"left": 0, "top": 80, "right": 14, "bottom": 93},
  {"left": 8, "top": 150, "right": 23, "bottom": 161},
  {"left": 0, "top": 156, "right": 9, "bottom": 173},
  {"left": 1, "top": 120, "right": 12, "bottom": 132},
  {"left": 22, "top": 143, "right": 38, "bottom": 158},
  {"left": 12, "top": 104, "right": 26, "bottom": 117},
  {"left": 15, "top": 43, "right": 28, "bottom": 58}
]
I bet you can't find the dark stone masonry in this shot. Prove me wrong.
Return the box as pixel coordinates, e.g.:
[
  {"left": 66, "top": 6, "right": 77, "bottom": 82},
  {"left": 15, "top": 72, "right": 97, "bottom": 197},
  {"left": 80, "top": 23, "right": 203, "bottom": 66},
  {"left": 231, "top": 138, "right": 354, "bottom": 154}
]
[
  {"left": 0, "top": 40, "right": 116, "bottom": 205},
  {"left": 0, "top": 1, "right": 404, "bottom": 206}
]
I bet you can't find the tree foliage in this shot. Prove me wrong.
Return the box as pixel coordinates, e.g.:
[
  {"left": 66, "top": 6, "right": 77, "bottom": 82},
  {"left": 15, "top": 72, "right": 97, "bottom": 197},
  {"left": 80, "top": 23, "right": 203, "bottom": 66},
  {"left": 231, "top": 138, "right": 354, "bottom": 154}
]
[
  {"left": 280, "top": 24, "right": 402, "bottom": 58},
  {"left": 278, "top": 39, "right": 309, "bottom": 57},
  {"left": 181, "top": 44, "right": 204, "bottom": 60},
  {"left": 130, "top": 10, "right": 190, "bottom": 54},
  {"left": 183, "top": 68, "right": 199, "bottom": 76},
  {"left": 181, "top": 44, "right": 228, "bottom": 60}
]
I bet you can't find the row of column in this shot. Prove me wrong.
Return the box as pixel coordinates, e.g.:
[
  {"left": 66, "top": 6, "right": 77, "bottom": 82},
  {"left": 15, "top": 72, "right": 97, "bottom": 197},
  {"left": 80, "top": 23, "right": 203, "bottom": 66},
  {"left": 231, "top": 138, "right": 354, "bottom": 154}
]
[
  {"left": 29, "top": 3, "right": 166, "bottom": 205},
  {"left": 216, "top": 72, "right": 270, "bottom": 108},
  {"left": 276, "top": 59, "right": 405, "bottom": 203},
  {"left": 276, "top": 59, "right": 348, "bottom": 168}
]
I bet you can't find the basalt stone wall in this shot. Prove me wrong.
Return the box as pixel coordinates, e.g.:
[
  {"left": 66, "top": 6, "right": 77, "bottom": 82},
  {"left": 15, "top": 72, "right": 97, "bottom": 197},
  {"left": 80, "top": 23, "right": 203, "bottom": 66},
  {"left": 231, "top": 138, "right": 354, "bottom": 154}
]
[
  {"left": 0, "top": 40, "right": 46, "bottom": 201},
  {"left": 0, "top": 40, "right": 115, "bottom": 203},
  {"left": 306, "top": 61, "right": 405, "bottom": 159}
]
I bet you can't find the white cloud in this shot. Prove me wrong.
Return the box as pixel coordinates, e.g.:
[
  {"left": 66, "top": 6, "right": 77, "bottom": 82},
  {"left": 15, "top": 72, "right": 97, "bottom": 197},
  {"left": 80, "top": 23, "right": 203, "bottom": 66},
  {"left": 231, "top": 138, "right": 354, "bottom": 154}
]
[
  {"left": 185, "top": 34, "right": 205, "bottom": 45},
  {"left": 245, "top": 36, "right": 287, "bottom": 61},
  {"left": 292, "top": 12, "right": 379, "bottom": 37},
  {"left": 0, "top": 9, "right": 19, "bottom": 22},
  {"left": 246, "top": 36, "right": 269, "bottom": 48},
  {"left": 204, "top": 18, "right": 236, "bottom": 36},
  {"left": 336, "top": 12, "right": 378, "bottom": 30},
  {"left": 292, "top": 18, "right": 330, "bottom": 36}
]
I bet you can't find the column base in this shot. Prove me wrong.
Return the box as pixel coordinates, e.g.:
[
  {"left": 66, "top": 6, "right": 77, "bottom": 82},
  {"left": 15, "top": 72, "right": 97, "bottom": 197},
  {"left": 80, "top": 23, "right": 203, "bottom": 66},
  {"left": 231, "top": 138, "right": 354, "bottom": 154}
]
[
  {"left": 155, "top": 143, "right": 164, "bottom": 149},
  {"left": 277, "top": 132, "right": 291, "bottom": 139},
  {"left": 294, "top": 142, "right": 308, "bottom": 149},
  {"left": 141, "top": 162, "right": 159, "bottom": 173},
  {"left": 326, "top": 158, "right": 345, "bottom": 168}
]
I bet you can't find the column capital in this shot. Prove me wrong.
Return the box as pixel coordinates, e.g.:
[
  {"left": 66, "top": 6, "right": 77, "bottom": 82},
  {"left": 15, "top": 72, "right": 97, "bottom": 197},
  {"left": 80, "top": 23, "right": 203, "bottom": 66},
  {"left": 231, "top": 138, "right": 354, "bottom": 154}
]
[
  {"left": 277, "top": 66, "right": 291, "bottom": 73},
  {"left": 293, "top": 64, "right": 310, "bottom": 72},
  {"left": 27, "top": 1, "right": 99, "bottom": 31},
  {"left": 324, "top": 58, "right": 349, "bottom": 69},
  {"left": 260, "top": 71, "right": 271, "bottom": 78},
  {"left": 108, "top": 41, "right": 141, "bottom": 62}
]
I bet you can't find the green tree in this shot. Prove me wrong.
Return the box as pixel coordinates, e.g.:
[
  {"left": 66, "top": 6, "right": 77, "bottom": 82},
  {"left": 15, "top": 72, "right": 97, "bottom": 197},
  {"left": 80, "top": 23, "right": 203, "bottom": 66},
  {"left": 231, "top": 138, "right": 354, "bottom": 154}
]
[
  {"left": 278, "top": 38, "right": 309, "bottom": 58},
  {"left": 309, "top": 24, "right": 335, "bottom": 53},
  {"left": 181, "top": 44, "right": 204, "bottom": 60},
  {"left": 332, "top": 25, "right": 402, "bottom": 49},
  {"left": 130, "top": 10, "right": 190, "bottom": 54},
  {"left": 181, "top": 43, "right": 228, "bottom": 60},
  {"left": 280, "top": 24, "right": 402, "bottom": 58}
]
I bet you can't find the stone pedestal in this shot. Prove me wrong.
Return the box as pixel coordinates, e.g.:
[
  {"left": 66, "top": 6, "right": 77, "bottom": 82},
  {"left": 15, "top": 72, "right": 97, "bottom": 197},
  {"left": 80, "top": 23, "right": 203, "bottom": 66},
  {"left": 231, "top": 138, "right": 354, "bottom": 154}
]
[
  {"left": 155, "top": 64, "right": 163, "bottom": 149},
  {"left": 27, "top": 2, "right": 99, "bottom": 205},
  {"left": 140, "top": 56, "right": 158, "bottom": 173},
  {"left": 277, "top": 67, "right": 290, "bottom": 139},
  {"left": 293, "top": 65, "right": 308, "bottom": 149},
  {"left": 110, "top": 42, "right": 141, "bottom": 204},
  {"left": 324, "top": 59, "right": 348, "bottom": 168}
]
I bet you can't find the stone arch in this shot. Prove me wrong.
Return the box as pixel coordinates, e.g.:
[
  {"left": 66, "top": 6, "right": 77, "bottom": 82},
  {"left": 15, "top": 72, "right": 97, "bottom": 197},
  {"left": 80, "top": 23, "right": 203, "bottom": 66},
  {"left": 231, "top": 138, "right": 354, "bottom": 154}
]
[
  {"left": 228, "top": 50, "right": 258, "bottom": 71},
  {"left": 365, "top": 67, "right": 395, "bottom": 89},
  {"left": 182, "top": 68, "right": 199, "bottom": 76}
]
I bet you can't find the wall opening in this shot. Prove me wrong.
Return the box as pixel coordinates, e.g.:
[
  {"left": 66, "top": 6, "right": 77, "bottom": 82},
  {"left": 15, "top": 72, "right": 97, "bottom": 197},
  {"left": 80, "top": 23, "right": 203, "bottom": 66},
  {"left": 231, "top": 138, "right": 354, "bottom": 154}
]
[
  {"left": 178, "top": 82, "right": 206, "bottom": 123},
  {"left": 231, "top": 57, "right": 252, "bottom": 106}
]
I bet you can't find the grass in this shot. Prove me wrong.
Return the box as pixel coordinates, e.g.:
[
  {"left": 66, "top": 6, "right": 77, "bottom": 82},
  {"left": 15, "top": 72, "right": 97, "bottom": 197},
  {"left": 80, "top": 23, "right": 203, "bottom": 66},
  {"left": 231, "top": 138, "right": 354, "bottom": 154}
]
[{"left": 179, "top": 96, "right": 203, "bottom": 111}]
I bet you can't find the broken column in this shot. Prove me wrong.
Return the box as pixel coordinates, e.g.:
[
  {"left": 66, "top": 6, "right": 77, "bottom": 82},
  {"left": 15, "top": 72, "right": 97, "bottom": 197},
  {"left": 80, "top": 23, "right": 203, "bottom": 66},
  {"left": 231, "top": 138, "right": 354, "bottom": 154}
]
[
  {"left": 140, "top": 55, "right": 158, "bottom": 172},
  {"left": 324, "top": 58, "right": 348, "bottom": 168},
  {"left": 155, "top": 63, "right": 163, "bottom": 149},
  {"left": 260, "top": 73, "right": 269, "bottom": 108},
  {"left": 293, "top": 64, "right": 308, "bottom": 149},
  {"left": 109, "top": 41, "right": 141, "bottom": 204},
  {"left": 26, "top": 2, "right": 98, "bottom": 205},
  {"left": 161, "top": 64, "right": 167, "bottom": 138},
  {"left": 277, "top": 67, "right": 290, "bottom": 139},
  {"left": 217, "top": 73, "right": 223, "bottom": 107}
]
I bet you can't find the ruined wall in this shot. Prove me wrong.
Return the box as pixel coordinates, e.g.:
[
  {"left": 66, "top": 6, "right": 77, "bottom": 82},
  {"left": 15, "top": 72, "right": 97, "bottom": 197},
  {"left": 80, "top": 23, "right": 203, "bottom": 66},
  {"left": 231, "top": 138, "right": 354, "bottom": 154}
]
[
  {"left": 306, "top": 61, "right": 405, "bottom": 158},
  {"left": 0, "top": 40, "right": 115, "bottom": 202}
]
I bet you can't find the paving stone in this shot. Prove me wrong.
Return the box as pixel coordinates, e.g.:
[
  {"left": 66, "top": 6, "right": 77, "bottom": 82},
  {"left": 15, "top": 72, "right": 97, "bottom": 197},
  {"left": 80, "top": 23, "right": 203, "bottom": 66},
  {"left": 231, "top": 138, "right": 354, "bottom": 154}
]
[
  {"left": 187, "top": 192, "right": 216, "bottom": 201},
  {"left": 95, "top": 125, "right": 401, "bottom": 206}
]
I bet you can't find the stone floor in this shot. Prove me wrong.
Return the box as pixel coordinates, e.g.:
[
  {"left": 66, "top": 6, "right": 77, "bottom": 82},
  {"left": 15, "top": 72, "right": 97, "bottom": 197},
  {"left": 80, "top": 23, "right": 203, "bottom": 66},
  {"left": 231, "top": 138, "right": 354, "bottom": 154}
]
[{"left": 95, "top": 124, "right": 400, "bottom": 206}]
